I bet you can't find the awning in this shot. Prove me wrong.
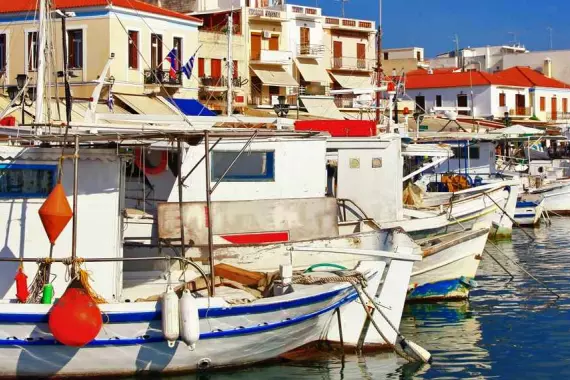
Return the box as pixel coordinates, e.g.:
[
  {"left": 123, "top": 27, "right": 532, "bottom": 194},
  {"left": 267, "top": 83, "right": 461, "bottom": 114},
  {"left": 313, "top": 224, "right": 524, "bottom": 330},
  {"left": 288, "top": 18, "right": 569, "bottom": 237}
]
[
  {"left": 250, "top": 65, "right": 298, "bottom": 87},
  {"left": 300, "top": 96, "right": 345, "bottom": 120},
  {"left": 167, "top": 98, "right": 216, "bottom": 116},
  {"left": 295, "top": 58, "right": 330, "bottom": 84},
  {"left": 329, "top": 72, "right": 373, "bottom": 89},
  {"left": 115, "top": 94, "right": 178, "bottom": 115}
]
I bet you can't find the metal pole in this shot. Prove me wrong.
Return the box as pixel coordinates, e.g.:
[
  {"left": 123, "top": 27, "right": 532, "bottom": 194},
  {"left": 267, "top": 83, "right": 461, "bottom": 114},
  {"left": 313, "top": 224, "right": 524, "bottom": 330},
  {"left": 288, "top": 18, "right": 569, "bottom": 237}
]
[
  {"left": 60, "top": 14, "right": 72, "bottom": 126},
  {"left": 375, "top": 23, "right": 382, "bottom": 124},
  {"left": 204, "top": 131, "right": 215, "bottom": 296},
  {"left": 177, "top": 139, "right": 186, "bottom": 257},
  {"left": 71, "top": 134, "right": 79, "bottom": 278},
  {"left": 226, "top": 10, "right": 233, "bottom": 116},
  {"left": 181, "top": 138, "right": 221, "bottom": 185},
  {"left": 35, "top": 0, "right": 48, "bottom": 124}
]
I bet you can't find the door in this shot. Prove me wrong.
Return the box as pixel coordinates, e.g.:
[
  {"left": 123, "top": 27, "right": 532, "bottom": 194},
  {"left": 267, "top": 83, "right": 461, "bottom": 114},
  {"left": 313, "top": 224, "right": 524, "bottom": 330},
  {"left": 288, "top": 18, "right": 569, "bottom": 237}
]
[
  {"left": 415, "top": 96, "right": 425, "bottom": 113},
  {"left": 150, "top": 34, "right": 163, "bottom": 69},
  {"left": 357, "top": 43, "right": 366, "bottom": 69},
  {"left": 551, "top": 97, "right": 558, "bottom": 120},
  {"left": 269, "top": 35, "right": 279, "bottom": 51},
  {"left": 251, "top": 33, "right": 261, "bottom": 60},
  {"left": 211, "top": 58, "right": 222, "bottom": 86},
  {"left": 515, "top": 94, "right": 526, "bottom": 115},
  {"left": 457, "top": 94, "right": 468, "bottom": 115},
  {"left": 300, "top": 27, "right": 310, "bottom": 54},
  {"left": 333, "top": 41, "right": 342, "bottom": 68}
]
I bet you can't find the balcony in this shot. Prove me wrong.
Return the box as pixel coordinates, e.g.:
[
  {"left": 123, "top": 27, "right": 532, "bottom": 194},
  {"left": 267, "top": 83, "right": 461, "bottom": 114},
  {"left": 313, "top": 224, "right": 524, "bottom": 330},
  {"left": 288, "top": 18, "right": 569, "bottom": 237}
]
[
  {"left": 508, "top": 107, "right": 532, "bottom": 117},
  {"left": 248, "top": 7, "right": 285, "bottom": 22},
  {"left": 324, "top": 17, "right": 375, "bottom": 32},
  {"left": 331, "top": 57, "right": 375, "bottom": 71},
  {"left": 200, "top": 76, "right": 247, "bottom": 89},
  {"left": 297, "top": 44, "right": 324, "bottom": 57},
  {"left": 251, "top": 49, "right": 293, "bottom": 65},
  {"left": 288, "top": 5, "right": 321, "bottom": 20},
  {"left": 299, "top": 85, "right": 330, "bottom": 97},
  {"left": 144, "top": 69, "right": 182, "bottom": 86}
]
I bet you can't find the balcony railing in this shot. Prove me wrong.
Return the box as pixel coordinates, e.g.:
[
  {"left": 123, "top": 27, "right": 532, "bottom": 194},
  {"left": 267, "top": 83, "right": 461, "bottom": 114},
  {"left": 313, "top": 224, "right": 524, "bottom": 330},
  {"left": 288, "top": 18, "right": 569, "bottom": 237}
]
[
  {"left": 509, "top": 107, "right": 532, "bottom": 116},
  {"left": 298, "top": 85, "right": 330, "bottom": 97},
  {"left": 144, "top": 69, "right": 182, "bottom": 86},
  {"left": 297, "top": 44, "right": 325, "bottom": 56},
  {"left": 325, "top": 17, "right": 375, "bottom": 30},
  {"left": 200, "top": 76, "right": 247, "bottom": 88},
  {"left": 251, "top": 49, "right": 293, "bottom": 64},
  {"left": 248, "top": 8, "right": 284, "bottom": 20},
  {"left": 331, "top": 57, "right": 375, "bottom": 71}
]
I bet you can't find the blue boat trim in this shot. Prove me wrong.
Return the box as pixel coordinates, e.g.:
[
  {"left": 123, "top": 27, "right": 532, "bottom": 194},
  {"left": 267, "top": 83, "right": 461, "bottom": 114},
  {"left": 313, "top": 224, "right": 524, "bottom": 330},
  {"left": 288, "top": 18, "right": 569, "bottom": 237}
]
[
  {"left": 0, "top": 285, "right": 354, "bottom": 324},
  {"left": 515, "top": 213, "right": 536, "bottom": 218},
  {"left": 407, "top": 277, "right": 473, "bottom": 301},
  {"left": 516, "top": 201, "right": 539, "bottom": 208},
  {"left": 0, "top": 292, "right": 358, "bottom": 347}
]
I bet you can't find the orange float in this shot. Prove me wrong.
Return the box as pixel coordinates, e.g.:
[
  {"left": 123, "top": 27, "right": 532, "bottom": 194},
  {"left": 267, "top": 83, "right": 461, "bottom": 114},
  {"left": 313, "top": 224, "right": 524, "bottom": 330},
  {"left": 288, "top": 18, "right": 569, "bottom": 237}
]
[
  {"left": 15, "top": 266, "right": 29, "bottom": 303},
  {"left": 38, "top": 183, "right": 73, "bottom": 244},
  {"left": 134, "top": 148, "right": 168, "bottom": 175}
]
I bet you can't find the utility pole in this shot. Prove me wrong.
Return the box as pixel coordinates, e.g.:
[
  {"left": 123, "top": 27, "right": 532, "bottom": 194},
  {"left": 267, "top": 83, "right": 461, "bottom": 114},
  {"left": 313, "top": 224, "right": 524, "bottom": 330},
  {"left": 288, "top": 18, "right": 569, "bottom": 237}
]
[
  {"left": 226, "top": 10, "right": 233, "bottom": 116},
  {"left": 547, "top": 26, "right": 553, "bottom": 50}
]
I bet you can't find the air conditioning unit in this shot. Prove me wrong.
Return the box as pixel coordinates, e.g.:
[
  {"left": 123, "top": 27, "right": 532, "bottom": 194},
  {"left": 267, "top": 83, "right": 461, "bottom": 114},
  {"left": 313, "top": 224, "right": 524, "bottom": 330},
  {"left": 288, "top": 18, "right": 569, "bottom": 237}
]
[{"left": 262, "top": 30, "right": 272, "bottom": 39}]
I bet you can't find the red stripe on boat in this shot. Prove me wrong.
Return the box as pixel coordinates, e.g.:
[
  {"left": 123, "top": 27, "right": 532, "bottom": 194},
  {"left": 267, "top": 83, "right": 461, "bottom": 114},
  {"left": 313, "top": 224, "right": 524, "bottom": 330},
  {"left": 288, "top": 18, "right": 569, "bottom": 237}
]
[{"left": 221, "top": 232, "right": 290, "bottom": 244}]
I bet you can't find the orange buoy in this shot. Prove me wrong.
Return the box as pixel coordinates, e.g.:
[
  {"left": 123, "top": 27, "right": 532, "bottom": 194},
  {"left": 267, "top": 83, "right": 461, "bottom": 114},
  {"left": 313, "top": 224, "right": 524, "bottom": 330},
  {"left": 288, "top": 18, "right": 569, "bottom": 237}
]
[
  {"left": 38, "top": 183, "right": 73, "bottom": 244},
  {"left": 48, "top": 279, "right": 103, "bottom": 347},
  {"left": 134, "top": 148, "right": 168, "bottom": 176},
  {"left": 15, "top": 266, "right": 29, "bottom": 303}
]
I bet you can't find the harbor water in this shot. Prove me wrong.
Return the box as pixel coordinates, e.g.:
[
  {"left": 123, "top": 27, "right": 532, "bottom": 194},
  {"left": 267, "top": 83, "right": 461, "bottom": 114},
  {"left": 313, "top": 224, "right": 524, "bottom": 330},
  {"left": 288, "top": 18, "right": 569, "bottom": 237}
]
[{"left": 161, "top": 218, "right": 570, "bottom": 380}]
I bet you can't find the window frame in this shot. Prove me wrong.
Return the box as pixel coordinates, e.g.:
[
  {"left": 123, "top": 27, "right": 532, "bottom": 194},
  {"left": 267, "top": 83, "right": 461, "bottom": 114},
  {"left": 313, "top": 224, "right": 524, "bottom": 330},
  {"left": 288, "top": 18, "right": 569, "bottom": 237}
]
[
  {"left": 173, "top": 36, "right": 183, "bottom": 68},
  {"left": 211, "top": 150, "right": 275, "bottom": 182},
  {"left": 150, "top": 33, "right": 163, "bottom": 69},
  {"left": 67, "top": 29, "right": 84, "bottom": 69},
  {"left": 499, "top": 93, "right": 506, "bottom": 107},
  {"left": 0, "top": 164, "right": 57, "bottom": 198},
  {"left": 540, "top": 96, "right": 546, "bottom": 111},
  {"left": 27, "top": 31, "right": 39, "bottom": 71},
  {"left": 435, "top": 95, "right": 442, "bottom": 107}
]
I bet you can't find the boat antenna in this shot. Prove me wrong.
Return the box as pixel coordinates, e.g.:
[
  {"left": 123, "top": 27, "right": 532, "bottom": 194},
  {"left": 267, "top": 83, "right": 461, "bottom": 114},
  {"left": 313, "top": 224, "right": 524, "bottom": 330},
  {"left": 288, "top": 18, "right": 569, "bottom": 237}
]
[
  {"left": 375, "top": 0, "right": 383, "bottom": 124},
  {"left": 35, "top": 0, "right": 49, "bottom": 125}
]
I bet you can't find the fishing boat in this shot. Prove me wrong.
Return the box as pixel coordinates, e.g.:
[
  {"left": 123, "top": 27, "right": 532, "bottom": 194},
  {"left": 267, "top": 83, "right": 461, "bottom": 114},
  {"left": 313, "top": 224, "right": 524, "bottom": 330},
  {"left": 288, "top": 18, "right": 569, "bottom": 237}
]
[{"left": 514, "top": 199, "right": 546, "bottom": 226}]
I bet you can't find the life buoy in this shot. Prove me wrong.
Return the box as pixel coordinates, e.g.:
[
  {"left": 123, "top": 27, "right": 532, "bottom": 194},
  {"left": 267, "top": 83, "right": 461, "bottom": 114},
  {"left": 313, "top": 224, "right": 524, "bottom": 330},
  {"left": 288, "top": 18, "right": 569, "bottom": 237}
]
[{"left": 134, "top": 148, "right": 168, "bottom": 175}]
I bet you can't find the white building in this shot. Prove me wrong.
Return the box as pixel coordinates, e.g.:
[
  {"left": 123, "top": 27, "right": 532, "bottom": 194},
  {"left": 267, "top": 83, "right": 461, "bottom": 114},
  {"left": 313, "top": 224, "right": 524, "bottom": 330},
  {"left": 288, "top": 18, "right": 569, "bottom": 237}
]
[
  {"left": 430, "top": 44, "right": 528, "bottom": 73},
  {"left": 405, "top": 66, "right": 570, "bottom": 122}
]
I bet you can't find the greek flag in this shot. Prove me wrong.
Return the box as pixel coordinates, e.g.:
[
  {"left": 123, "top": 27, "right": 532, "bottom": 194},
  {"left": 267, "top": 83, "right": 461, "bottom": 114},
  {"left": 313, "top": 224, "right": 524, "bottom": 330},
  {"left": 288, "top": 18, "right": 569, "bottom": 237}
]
[{"left": 181, "top": 54, "right": 195, "bottom": 80}]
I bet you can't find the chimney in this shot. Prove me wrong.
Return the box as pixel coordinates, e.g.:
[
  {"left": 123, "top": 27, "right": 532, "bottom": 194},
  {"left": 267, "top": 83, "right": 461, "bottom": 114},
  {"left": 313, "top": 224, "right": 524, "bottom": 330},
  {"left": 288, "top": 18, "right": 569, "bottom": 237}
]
[{"left": 543, "top": 58, "right": 552, "bottom": 78}]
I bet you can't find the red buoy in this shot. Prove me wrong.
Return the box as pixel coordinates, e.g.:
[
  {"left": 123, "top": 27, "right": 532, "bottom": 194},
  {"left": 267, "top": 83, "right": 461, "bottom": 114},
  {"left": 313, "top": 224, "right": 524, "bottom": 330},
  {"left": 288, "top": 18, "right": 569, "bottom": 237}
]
[
  {"left": 38, "top": 183, "right": 73, "bottom": 244},
  {"left": 48, "top": 280, "right": 103, "bottom": 347},
  {"left": 15, "top": 266, "right": 29, "bottom": 303}
]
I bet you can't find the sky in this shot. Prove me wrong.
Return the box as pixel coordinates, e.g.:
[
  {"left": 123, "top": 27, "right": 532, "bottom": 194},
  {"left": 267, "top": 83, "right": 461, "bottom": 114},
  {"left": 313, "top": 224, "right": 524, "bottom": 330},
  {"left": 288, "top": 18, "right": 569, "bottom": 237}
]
[{"left": 291, "top": 0, "right": 570, "bottom": 57}]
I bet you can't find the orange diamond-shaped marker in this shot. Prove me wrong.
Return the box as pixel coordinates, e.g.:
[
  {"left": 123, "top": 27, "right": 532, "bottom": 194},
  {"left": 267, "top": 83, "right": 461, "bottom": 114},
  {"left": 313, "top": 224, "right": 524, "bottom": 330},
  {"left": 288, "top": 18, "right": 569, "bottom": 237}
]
[{"left": 38, "top": 183, "right": 73, "bottom": 244}]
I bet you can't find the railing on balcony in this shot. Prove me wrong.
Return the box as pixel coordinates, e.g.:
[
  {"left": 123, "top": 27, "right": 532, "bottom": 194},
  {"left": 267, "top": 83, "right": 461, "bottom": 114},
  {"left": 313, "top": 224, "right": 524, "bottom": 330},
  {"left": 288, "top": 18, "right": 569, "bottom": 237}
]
[
  {"left": 299, "top": 85, "right": 330, "bottom": 97},
  {"left": 144, "top": 69, "right": 182, "bottom": 86},
  {"left": 297, "top": 44, "right": 325, "bottom": 56},
  {"left": 332, "top": 57, "right": 375, "bottom": 71},
  {"left": 509, "top": 107, "right": 532, "bottom": 116},
  {"left": 325, "top": 17, "right": 375, "bottom": 30},
  {"left": 248, "top": 8, "right": 283, "bottom": 20},
  {"left": 252, "top": 49, "right": 293, "bottom": 64},
  {"left": 200, "top": 76, "right": 247, "bottom": 88},
  {"left": 334, "top": 94, "right": 356, "bottom": 109}
]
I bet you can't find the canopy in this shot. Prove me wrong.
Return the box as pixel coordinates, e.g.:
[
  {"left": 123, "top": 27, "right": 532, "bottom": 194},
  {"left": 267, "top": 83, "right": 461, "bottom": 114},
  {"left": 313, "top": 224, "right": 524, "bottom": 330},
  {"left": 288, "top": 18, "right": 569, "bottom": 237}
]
[
  {"left": 167, "top": 98, "right": 216, "bottom": 116},
  {"left": 329, "top": 72, "right": 373, "bottom": 89},
  {"left": 250, "top": 65, "right": 298, "bottom": 87},
  {"left": 295, "top": 58, "right": 330, "bottom": 84},
  {"left": 491, "top": 124, "right": 545, "bottom": 136},
  {"left": 115, "top": 94, "right": 177, "bottom": 115},
  {"left": 300, "top": 96, "right": 345, "bottom": 120}
]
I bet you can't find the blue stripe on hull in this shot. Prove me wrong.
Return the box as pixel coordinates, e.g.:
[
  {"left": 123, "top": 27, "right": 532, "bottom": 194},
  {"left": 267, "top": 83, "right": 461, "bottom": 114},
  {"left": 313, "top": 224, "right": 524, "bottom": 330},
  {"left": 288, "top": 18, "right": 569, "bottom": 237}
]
[
  {"left": 0, "top": 292, "right": 358, "bottom": 347},
  {"left": 407, "top": 277, "right": 475, "bottom": 301}
]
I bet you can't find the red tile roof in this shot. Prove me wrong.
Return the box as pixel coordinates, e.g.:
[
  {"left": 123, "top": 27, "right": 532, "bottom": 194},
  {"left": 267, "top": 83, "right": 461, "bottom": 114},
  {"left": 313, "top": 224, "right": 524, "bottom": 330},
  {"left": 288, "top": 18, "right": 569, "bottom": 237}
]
[
  {"left": 0, "top": 0, "right": 202, "bottom": 23},
  {"left": 405, "top": 66, "right": 570, "bottom": 90},
  {"left": 407, "top": 67, "right": 459, "bottom": 76}
]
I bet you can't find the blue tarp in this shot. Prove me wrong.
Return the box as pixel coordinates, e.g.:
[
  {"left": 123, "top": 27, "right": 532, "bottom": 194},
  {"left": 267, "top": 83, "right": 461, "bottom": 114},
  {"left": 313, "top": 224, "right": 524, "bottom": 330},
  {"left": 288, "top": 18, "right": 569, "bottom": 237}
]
[{"left": 168, "top": 98, "right": 216, "bottom": 116}]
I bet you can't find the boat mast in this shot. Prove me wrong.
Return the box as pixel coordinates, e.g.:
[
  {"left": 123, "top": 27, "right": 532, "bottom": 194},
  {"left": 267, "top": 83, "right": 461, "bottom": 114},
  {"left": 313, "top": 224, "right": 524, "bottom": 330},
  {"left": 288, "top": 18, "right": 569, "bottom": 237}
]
[
  {"left": 375, "top": 0, "right": 383, "bottom": 124},
  {"left": 226, "top": 10, "right": 233, "bottom": 116},
  {"left": 35, "top": 0, "right": 49, "bottom": 124}
]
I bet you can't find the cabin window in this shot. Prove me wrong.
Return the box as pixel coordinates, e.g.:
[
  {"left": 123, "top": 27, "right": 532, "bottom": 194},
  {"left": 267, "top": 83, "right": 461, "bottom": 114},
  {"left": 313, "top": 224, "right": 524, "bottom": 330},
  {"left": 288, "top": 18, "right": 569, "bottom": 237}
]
[
  {"left": 128, "top": 30, "right": 139, "bottom": 69},
  {"left": 27, "top": 32, "right": 39, "bottom": 71},
  {"left": 0, "top": 34, "right": 6, "bottom": 74},
  {"left": 451, "top": 146, "right": 480, "bottom": 160},
  {"left": 436, "top": 95, "right": 442, "bottom": 107},
  {"left": 211, "top": 151, "right": 275, "bottom": 182},
  {"left": 67, "top": 29, "right": 84, "bottom": 69},
  {"left": 0, "top": 164, "right": 56, "bottom": 198}
]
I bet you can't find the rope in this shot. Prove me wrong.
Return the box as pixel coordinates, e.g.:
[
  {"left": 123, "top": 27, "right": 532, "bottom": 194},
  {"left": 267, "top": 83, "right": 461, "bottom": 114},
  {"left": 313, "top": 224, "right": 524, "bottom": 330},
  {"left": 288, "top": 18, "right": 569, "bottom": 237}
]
[
  {"left": 291, "top": 271, "right": 365, "bottom": 286},
  {"left": 79, "top": 268, "right": 107, "bottom": 304},
  {"left": 26, "top": 261, "right": 52, "bottom": 303}
]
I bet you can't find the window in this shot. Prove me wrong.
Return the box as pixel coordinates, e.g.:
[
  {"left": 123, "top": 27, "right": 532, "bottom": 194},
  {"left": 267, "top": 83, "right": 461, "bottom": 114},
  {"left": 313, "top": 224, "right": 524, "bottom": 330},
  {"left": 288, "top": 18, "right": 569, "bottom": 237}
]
[
  {"left": 499, "top": 93, "right": 506, "bottom": 107},
  {"left": 211, "top": 58, "right": 222, "bottom": 78},
  {"left": 383, "top": 52, "right": 389, "bottom": 60},
  {"left": 150, "top": 34, "right": 163, "bottom": 69},
  {"left": 540, "top": 96, "right": 546, "bottom": 111},
  {"left": 0, "top": 34, "right": 6, "bottom": 73},
  {"left": 27, "top": 32, "right": 39, "bottom": 71},
  {"left": 212, "top": 151, "right": 275, "bottom": 182},
  {"left": 436, "top": 95, "right": 442, "bottom": 107},
  {"left": 0, "top": 164, "right": 56, "bottom": 198},
  {"left": 128, "top": 30, "right": 139, "bottom": 69},
  {"left": 451, "top": 146, "right": 480, "bottom": 160},
  {"left": 416, "top": 51, "right": 421, "bottom": 61},
  {"left": 173, "top": 37, "right": 183, "bottom": 68},
  {"left": 563, "top": 98, "right": 568, "bottom": 114},
  {"left": 269, "top": 35, "right": 279, "bottom": 51},
  {"left": 198, "top": 57, "right": 205, "bottom": 77},
  {"left": 233, "top": 60, "right": 238, "bottom": 79},
  {"left": 67, "top": 29, "right": 83, "bottom": 69}
]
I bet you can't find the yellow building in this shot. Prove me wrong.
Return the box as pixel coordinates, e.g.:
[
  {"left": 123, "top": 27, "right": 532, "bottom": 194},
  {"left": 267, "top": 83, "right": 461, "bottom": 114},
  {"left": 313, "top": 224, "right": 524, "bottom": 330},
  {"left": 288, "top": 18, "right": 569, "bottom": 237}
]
[{"left": 0, "top": 0, "right": 203, "bottom": 121}]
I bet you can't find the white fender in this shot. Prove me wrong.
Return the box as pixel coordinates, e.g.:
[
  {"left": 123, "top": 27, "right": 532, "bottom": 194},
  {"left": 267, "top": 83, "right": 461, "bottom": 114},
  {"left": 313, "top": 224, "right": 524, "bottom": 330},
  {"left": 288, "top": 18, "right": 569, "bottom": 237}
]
[
  {"left": 179, "top": 289, "right": 200, "bottom": 350},
  {"left": 161, "top": 286, "right": 180, "bottom": 348}
]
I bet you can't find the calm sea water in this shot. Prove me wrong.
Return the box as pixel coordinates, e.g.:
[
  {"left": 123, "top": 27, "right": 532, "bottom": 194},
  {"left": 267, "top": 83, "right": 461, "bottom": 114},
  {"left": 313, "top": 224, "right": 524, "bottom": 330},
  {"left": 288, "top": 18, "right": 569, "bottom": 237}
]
[{"left": 163, "top": 218, "right": 570, "bottom": 380}]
